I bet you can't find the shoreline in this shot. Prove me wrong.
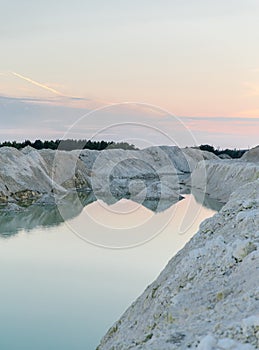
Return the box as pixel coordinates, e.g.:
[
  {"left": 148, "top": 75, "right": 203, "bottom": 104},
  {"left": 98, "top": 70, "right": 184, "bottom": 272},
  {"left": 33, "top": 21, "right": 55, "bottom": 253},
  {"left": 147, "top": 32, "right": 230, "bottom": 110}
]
[{"left": 97, "top": 149, "right": 259, "bottom": 349}]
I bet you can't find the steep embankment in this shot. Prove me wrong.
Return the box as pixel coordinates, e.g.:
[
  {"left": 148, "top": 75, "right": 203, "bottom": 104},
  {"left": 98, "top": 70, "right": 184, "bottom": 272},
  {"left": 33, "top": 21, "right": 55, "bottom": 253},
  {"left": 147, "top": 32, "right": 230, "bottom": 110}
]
[
  {"left": 0, "top": 146, "right": 91, "bottom": 207},
  {"left": 241, "top": 146, "right": 259, "bottom": 163},
  {"left": 79, "top": 146, "right": 191, "bottom": 201},
  {"left": 190, "top": 146, "right": 259, "bottom": 203},
  {"left": 78, "top": 146, "right": 217, "bottom": 202},
  {"left": 0, "top": 146, "right": 216, "bottom": 208},
  {"left": 191, "top": 160, "right": 259, "bottom": 203},
  {"left": 97, "top": 152, "right": 259, "bottom": 350}
]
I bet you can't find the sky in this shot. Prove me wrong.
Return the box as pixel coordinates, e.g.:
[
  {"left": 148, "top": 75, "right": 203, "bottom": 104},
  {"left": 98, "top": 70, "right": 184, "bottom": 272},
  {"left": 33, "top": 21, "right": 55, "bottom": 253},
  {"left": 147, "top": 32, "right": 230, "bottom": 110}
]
[{"left": 0, "top": 0, "right": 259, "bottom": 148}]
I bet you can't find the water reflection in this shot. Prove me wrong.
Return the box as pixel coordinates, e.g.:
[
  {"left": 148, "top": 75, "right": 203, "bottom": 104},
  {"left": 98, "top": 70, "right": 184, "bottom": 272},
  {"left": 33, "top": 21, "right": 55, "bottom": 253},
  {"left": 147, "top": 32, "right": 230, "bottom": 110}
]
[
  {"left": 0, "top": 190, "right": 223, "bottom": 237},
  {"left": 0, "top": 192, "right": 94, "bottom": 237},
  {"left": 0, "top": 193, "right": 222, "bottom": 350},
  {"left": 184, "top": 187, "right": 224, "bottom": 212}
]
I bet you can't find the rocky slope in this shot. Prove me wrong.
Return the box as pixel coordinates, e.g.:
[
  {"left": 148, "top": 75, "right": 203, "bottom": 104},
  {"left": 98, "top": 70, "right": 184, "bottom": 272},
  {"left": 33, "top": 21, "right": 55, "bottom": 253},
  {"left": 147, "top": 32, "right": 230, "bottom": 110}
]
[
  {"left": 0, "top": 146, "right": 216, "bottom": 209},
  {"left": 241, "top": 146, "right": 259, "bottom": 163},
  {"left": 0, "top": 146, "right": 91, "bottom": 206},
  {"left": 79, "top": 146, "right": 192, "bottom": 202},
  {"left": 189, "top": 146, "right": 259, "bottom": 204},
  {"left": 191, "top": 159, "right": 259, "bottom": 203},
  {"left": 97, "top": 155, "right": 259, "bottom": 349}
]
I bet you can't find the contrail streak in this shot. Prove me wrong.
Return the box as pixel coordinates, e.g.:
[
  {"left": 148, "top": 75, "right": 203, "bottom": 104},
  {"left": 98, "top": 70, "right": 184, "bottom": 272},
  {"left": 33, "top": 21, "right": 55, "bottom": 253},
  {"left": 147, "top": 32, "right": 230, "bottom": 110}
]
[{"left": 11, "top": 71, "right": 63, "bottom": 96}]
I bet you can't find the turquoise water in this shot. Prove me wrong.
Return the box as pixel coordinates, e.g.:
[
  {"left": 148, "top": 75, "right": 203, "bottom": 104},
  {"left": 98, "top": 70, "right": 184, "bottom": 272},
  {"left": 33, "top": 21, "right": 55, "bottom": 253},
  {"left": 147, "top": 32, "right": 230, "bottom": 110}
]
[{"left": 0, "top": 194, "right": 220, "bottom": 349}]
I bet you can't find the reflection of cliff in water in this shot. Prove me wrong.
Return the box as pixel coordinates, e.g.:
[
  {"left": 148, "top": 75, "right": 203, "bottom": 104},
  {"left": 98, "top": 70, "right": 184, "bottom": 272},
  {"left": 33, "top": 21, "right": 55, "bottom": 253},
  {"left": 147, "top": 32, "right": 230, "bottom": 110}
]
[
  {"left": 0, "top": 192, "right": 95, "bottom": 237},
  {"left": 99, "top": 192, "right": 181, "bottom": 213},
  {"left": 0, "top": 190, "right": 181, "bottom": 237},
  {"left": 0, "top": 189, "right": 223, "bottom": 238},
  {"left": 190, "top": 188, "right": 224, "bottom": 212}
]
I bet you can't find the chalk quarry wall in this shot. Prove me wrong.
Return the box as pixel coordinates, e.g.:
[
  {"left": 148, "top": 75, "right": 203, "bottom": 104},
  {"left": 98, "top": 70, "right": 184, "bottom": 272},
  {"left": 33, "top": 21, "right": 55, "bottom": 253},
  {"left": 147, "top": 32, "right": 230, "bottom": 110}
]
[
  {"left": 97, "top": 151, "right": 259, "bottom": 350},
  {"left": 191, "top": 159, "right": 259, "bottom": 203},
  {"left": 0, "top": 146, "right": 216, "bottom": 208}
]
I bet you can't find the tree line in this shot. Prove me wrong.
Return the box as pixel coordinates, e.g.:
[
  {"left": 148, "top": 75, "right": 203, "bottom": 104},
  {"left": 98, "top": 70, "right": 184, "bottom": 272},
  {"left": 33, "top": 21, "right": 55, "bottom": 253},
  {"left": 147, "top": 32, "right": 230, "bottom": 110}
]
[
  {"left": 199, "top": 144, "right": 247, "bottom": 158},
  {"left": 0, "top": 139, "right": 138, "bottom": 151},
  {"left": 0, "top": 140, "right": 247, "bottom": 157}
]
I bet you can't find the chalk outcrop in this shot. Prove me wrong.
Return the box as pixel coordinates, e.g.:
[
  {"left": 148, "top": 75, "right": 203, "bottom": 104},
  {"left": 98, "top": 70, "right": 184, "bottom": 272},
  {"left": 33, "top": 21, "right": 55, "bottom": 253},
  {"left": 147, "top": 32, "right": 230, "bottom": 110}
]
[
  {"left": 0, "top": 146, "right": 216, "bottom": 208},
  {"left": 0, "top": 146, "right": 91, "bottom": 206},
  {"left": 83, "top": 147, "right": 187, "bottom": 202},
  {"left": 78, "top": 146, "right": 218, "bottom": 204},
  {"left": 241, "top": 146, "right": 259, "bottom": 163},
  {"left": 191, "top": 160, "right": 259, "bottom": 202},
  {"left": 97, "top": 161, "right": 259, "bottom": 349}
]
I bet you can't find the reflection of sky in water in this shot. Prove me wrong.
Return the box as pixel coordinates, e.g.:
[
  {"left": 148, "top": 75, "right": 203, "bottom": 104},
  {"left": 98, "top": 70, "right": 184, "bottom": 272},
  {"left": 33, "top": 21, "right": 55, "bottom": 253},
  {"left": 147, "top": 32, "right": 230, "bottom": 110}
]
[{"left": 0, "top": 195, "right": 219, "bottom": 349}]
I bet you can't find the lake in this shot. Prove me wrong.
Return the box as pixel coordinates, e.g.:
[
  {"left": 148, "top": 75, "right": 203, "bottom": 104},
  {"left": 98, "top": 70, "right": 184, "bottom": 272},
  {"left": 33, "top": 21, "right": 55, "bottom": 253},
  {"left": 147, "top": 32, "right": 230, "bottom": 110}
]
[{"left": 0, "top": 193, "right": 221, "bottom": 349}]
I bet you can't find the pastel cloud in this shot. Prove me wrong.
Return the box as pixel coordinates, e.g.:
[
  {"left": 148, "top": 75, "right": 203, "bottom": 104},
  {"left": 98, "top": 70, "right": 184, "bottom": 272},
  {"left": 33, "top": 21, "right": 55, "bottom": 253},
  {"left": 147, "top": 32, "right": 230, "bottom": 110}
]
[{"left": 0, "top": 96, "right": 258, "bottom": 149}]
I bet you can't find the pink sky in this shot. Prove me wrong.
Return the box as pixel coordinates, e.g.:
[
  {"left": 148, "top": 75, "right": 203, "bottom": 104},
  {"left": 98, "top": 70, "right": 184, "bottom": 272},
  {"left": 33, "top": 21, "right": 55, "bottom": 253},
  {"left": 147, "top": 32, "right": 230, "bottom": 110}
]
[{"left": 0, "top": 1, "right": 258, "bottom": 147}]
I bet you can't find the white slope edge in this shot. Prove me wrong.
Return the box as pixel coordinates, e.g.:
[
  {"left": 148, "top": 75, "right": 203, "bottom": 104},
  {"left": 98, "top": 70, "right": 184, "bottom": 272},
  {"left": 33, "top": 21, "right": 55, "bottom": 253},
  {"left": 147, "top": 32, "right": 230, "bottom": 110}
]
[
  {"left": 97, "top": 161, "right": 259, "bottom": 349},
  {"left": 0, "top": 146, "right": 217, "bottom": 207},
  {"left": 0, "top": 147, "right": 91, "bottom": 199},
  {"left": 191, "top": 159, "right": 259, "bottom": 203}
]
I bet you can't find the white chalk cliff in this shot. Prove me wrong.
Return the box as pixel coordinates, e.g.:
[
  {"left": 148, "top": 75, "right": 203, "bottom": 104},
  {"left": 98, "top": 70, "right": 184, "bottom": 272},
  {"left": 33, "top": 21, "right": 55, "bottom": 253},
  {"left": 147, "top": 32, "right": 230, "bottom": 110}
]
[
  {"left": 0, "top": 146, "right": 216, "bottom": 208},
  {"left": 97, "top": 147, "right": 259, "bottom": 350},
  {"left": 0, "top": 146, "right": 91, "bottom": 205}
]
